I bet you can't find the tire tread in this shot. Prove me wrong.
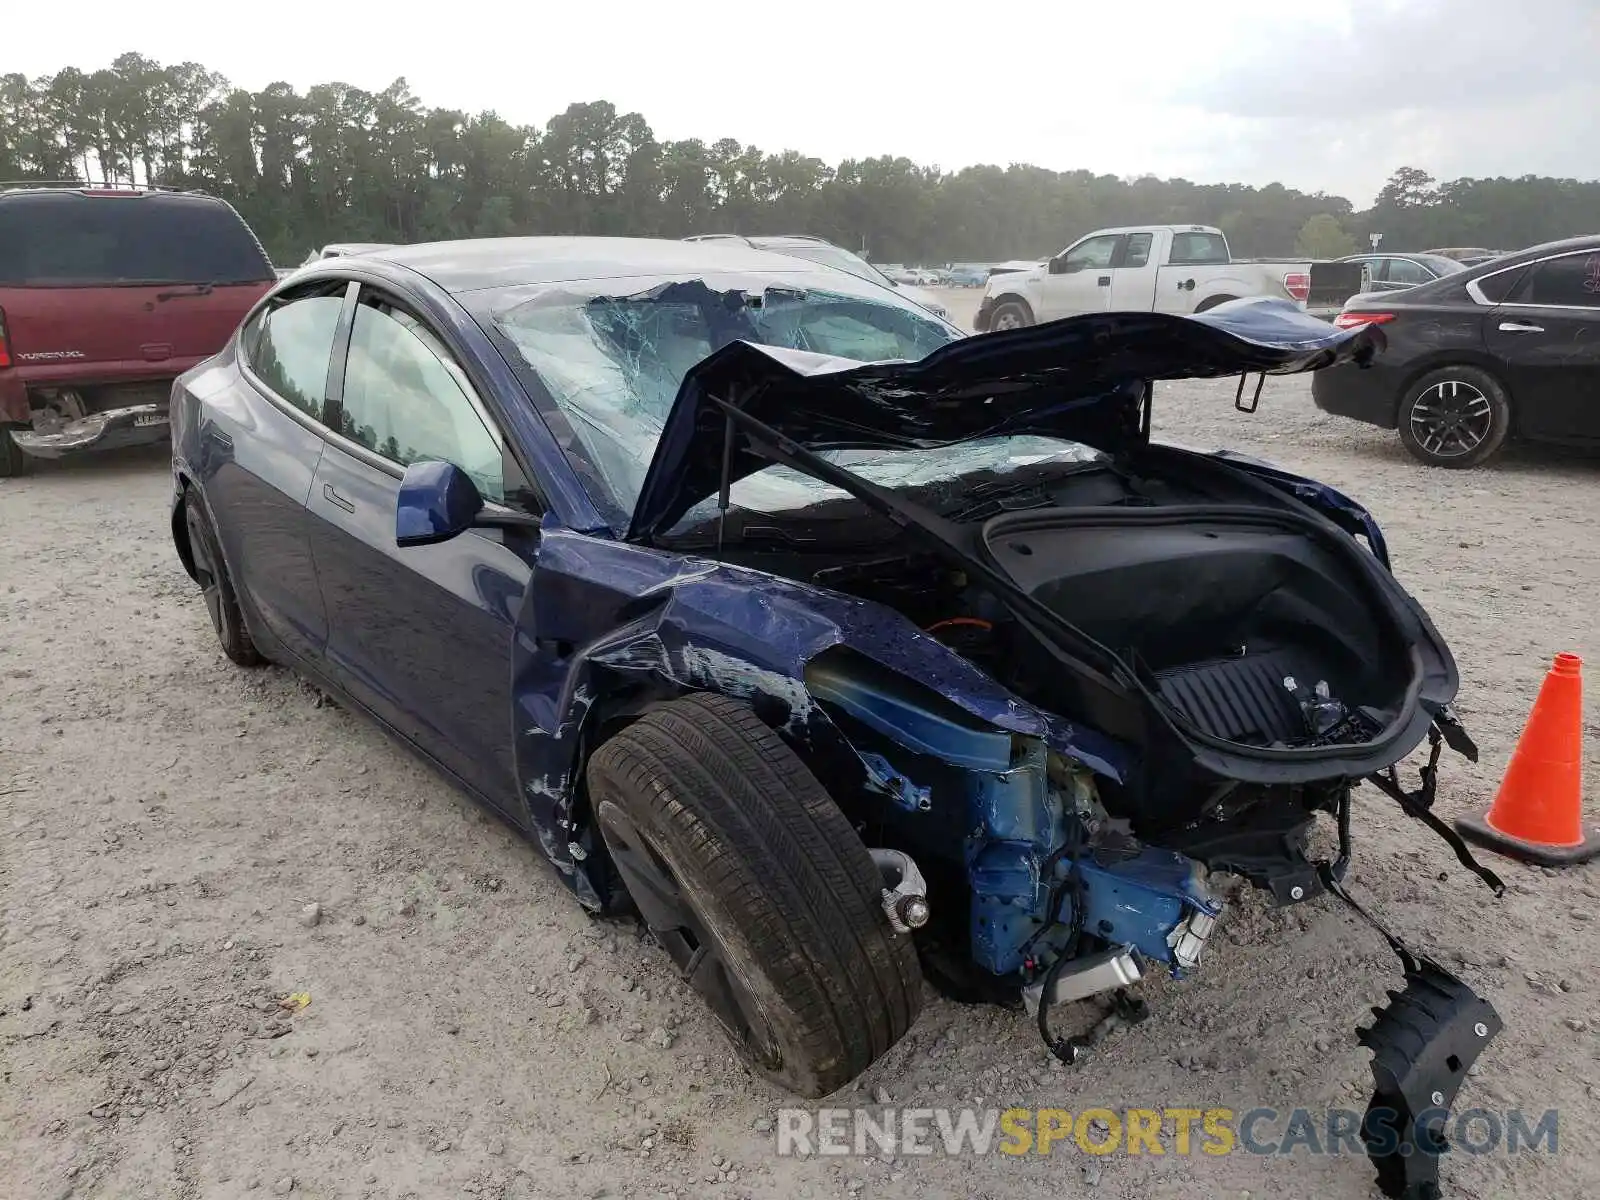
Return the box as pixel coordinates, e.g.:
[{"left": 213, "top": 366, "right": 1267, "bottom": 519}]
[{"left": 588, "top": 693, "right": 921, "bottom": 1095}]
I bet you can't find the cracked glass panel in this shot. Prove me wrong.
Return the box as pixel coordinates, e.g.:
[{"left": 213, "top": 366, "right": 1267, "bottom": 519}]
[{"left": 493, "top": 274, "right": 1100, "bottom": 525}]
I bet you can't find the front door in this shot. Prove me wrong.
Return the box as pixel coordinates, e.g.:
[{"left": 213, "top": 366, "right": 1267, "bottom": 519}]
[
  {"left": 1108, "top": 232, "right": 1158, "bottom": 311},
  {"left": 1487, "top": 249, "right": 1600, "bottom": 444},
  {"left": 305, "top": 287, "right": 538, "bottom": 816},
  {"left": 1037, "top": 233, "right": 1123, "bottom": 321}
]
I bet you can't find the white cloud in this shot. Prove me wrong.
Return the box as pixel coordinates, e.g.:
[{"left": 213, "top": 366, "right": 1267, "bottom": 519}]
[{"left": 8, "top": 0, "right": 1596, "bottom": 205}]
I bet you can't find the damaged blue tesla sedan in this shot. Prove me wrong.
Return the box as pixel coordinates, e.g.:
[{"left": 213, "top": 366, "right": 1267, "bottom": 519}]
[{"left": 170, "top": 238, "right": 1507, "bottom": 1199}]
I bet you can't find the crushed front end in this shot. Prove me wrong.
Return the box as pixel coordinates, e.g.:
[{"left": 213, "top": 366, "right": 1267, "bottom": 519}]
[
  {"left": 609, "top": 301, "right": 1512, "bottom": 1198},
  {"left": 806, "top": 646, "right": 1503, "bottom": 1200}
]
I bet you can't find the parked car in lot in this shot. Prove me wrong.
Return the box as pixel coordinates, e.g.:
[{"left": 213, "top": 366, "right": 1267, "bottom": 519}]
[
  {"left": 1314, "top": 234, "right": 1600, "bottom": 467},
  {"left": 301, "top": 242, "right": 395, "bottom": 266},
  {"left": 682, "top": 233, "right": 951, "bottom": 320},
  {"left": 170, "top": 236, "right": 1502, "bottom": 1199},
  {"left": 974, "top": 225, "right": 1365, "bottom": 329},
  {"left": 945, "top": 264, "right": 989, "bottom": 287},
  {"left": 1425, "top": 246, "right": 1498, "bottom": 263},
  {"left": 1337, "top": 251, "right": 1465, "bottom": 293},
  {"left": 0, "top": 182, "right": 276, "bottom": 475}
]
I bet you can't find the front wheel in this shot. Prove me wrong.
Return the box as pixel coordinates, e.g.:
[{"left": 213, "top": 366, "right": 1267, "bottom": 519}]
[
  {"left": 1396, "top": 366, "right": 1511, "bottom": 468},
  {"left": 988, "top": 299, "right": 1034, "bottom": 331},
  {"left": 587, "top": 692, "right": 923, "bottom": 1097}
]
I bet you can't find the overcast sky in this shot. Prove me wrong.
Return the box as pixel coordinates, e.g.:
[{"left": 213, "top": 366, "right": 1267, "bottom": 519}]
[{"left": 10, "top": 0, "right": 1597, "bottom": 206}]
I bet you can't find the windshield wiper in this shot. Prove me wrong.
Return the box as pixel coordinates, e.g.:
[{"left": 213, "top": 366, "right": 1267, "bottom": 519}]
[
  {"left": 669, "top": 509, "right": 897, "bottom": 552},
  {"left": 942, "top": 481, "right": 1055, "bottom": 523}
]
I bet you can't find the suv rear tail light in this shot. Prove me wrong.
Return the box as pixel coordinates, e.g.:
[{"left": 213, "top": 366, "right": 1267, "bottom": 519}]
[
  {"left": 0, "top": 307, "right": 10, "bottom": 369},
  {"left": 1283, "top": 272, "right": 1311, "bottom": 302},
  {"left": 1334, "top": 311, "right": 1395, "bottom": 330}
]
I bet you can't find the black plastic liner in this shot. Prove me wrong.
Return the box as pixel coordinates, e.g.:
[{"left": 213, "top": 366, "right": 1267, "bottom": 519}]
[{"left": 975, "top": 503, "right": 1448, "bottom": 802}]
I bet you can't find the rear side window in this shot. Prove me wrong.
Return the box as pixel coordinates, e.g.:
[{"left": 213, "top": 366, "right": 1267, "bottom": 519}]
[
  {"left": 1505, "top": 252, "right": 1600, "bottom": 308},
  {"left": 241, "top": 295, "right": 344, "bottom": 420},
  {"left": 1473, "top": 266, "right": 1527, "bottom": 304},
  {"left": 0, "top": 192, "right": 273, "bottom": 286},
  {"left": 1168, "top": 232, "right": 1229, "bottom": 266}
]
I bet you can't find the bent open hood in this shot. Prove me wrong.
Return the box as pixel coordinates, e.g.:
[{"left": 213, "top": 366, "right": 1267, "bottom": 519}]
[{"left": 626, "top": 297, "right": 1379, "bottom": 542}]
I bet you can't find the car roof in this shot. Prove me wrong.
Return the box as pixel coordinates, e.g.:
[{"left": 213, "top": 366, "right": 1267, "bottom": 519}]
[
  {"left": 1091, "top": 224, "right": 1223, "bottom": 237},
  {"left": 747, "top": 235, "right": 836, "bottom": 248},
  {"left": 1457, "top": 234, "right": 1600, "bottom": 277},
  {"left": 1340, "top": 251, "right": 1429, "bottom": 260},
  {"left": 363, "top": 236, "right": 850, "bottom": 294},
  {"left": 0, "top": 185, "right": 232, "bottom": 208}
]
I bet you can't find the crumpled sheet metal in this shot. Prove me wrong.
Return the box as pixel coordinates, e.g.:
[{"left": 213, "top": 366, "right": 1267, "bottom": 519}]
[{"left": 510, "top": 525, "right": 1128, "bottom": 906}]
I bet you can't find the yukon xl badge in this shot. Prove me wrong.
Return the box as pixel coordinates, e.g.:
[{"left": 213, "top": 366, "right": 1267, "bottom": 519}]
[{"left": 18, "top": 350, "right": 87, "bottom": 360}]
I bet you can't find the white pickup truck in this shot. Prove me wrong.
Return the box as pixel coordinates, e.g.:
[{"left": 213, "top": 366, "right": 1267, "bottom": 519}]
[{"left": 973, "top": 224, "right": 1363, "bottom": 330}]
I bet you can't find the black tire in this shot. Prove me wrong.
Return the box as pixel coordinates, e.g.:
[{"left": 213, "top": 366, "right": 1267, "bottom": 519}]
[
  {"left": 183, "top": 492, "right": 263, "bottom": 667},
  {"left": 988, "top": 298, "right": 1034, "bottom": 331},
  {"left": 587, "top": 692, "right": 922, "bottom": 1097},
  {"left": 1195, "top": 294, "right": 1239, "bottom": 313},
  {"left": 0, "top": 425, "right": 27, "bottom": 478},
  {"left": 1396, "top": 365, "right": 1511, "bottom": 468}
]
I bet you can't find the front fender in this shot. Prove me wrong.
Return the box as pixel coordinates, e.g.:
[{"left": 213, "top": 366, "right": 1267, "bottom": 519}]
[
  {"left": 511, "top": 526, "right": 1130, "bottom": 907},
  {"left": 1207, "top": 448, "right": 1391, "bottom": 566}
]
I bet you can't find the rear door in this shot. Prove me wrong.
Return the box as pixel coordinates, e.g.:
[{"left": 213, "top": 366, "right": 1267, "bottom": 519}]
[
  {"left": 0, "top": 190, "right": 274, "bottom": 382},
  {"left": 1038, "top": 233, "right": 1122, "bottom": 320},
  {"left": 305, "top": 284, "right": 537, "bottom": 818},
  {"left": 1486, "top": 249, "right": 1600, "bottom": 443},
  {"left": 215, "top": 282, "right": 349, "bottom": 663}
]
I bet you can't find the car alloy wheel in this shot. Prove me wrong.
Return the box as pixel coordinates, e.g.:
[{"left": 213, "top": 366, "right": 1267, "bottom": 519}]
[
  {"left": 185, "top": 501, "right": 229, "bottom": 641},
  {"left": 989, "top": 301, "right": 1032, "bottom": 331},
  {"left": 586, "top": 693, "right": 921, "bottom": 1095},
  {"left": 595, "top": 796, "right": 782, "bottom": 1069},
  {"left": 183, "top": 495, "right": 263, "bottom": 666},
  {"left": 1407, "top": 378, "right": 1494, "bottom": 459}
]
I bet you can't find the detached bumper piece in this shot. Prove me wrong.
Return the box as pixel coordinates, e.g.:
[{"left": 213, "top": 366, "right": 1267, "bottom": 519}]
[
  {"left": 1361, "top": 963, "right": 1502, "bottom": 1200},
  {"left": 1322, "top": 868, "right": 1503, "bottom": 1200},
  {"left": 10, "top": 404, "right": 168, "bottom": 458}
]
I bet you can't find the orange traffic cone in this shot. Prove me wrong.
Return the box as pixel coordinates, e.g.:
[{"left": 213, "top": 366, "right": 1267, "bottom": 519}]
[{"left": 1456, "top": 652, "right": 1599, "bottom": 865}]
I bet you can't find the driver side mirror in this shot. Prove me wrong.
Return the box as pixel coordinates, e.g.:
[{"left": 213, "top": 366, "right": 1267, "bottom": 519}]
[
  {"left": 396, "top": 459, "right": 484, "bottom": 547},
  {"left": 1049, "top": 256, "right": 1082, "bottom": 275}
]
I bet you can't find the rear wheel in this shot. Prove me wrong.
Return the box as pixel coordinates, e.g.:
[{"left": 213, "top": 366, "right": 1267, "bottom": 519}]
[
  {"left": 0, "top": 425, "right": 27, "bottom": 478},
  {"left": 1195, "top": 294, "right": 1239, "bottom": 313},
  {"left": 183, "top": 493, "right": 263, "bottom": 666},
  {"left": 587, "top": 692, "right": 922, "bottom": 1097},
  {"left": 989, "top": 299, "right": 1034, "bottom": 331},
  {"left": 1397, "top": 366, "right": 1511, "bottom": 468}
]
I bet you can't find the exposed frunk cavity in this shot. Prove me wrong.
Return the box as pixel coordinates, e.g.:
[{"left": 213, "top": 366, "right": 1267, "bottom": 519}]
[{"left": 979, "top": 506, "right": 1408, "bottom": 749}]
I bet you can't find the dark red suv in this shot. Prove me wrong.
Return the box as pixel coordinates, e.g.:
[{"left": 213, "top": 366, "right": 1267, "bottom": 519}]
[{"left": 0, "top": 183, "right": 276, "bottom": 475}]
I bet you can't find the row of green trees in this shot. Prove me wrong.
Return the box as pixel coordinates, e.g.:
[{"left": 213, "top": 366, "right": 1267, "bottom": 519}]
[{"left": 3, "top": 55, "right": 1596, "bottom": 266}]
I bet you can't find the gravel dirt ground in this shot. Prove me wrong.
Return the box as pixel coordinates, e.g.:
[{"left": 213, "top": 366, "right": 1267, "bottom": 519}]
[{"left": 3, "top": 287, "right": 1599, "bottom": 1200}]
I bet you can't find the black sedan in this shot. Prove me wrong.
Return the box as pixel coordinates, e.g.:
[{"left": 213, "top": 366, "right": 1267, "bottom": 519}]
[{"left": 1313, "top": 234, "right": 1600, "bottom": 466}]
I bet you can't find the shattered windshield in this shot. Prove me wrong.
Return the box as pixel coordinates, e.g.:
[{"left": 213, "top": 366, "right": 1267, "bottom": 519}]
[{"left": 490, "top": 272, "right": 1105, "bottom": 530}]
